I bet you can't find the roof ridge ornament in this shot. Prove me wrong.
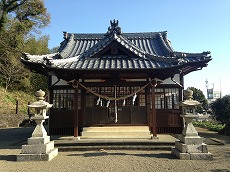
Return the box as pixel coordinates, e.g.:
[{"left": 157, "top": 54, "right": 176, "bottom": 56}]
[
  {"left": 177, "top": 53, "right": 188, "bottom": 65},
  {"left": 63, "top": 31, "right": 68, "bottom": 39},
  {"left": 105, "top": 19, "right": 122, "bottom": 36}
]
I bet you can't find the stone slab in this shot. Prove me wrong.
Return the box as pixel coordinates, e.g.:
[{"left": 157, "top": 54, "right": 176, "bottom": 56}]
[
  {"left": 202, "top": 143, "right": 209, "bottom": 153},
  {"left": 171, "top": 148, "right": 190, "bottom": 160},
  {"left": 17, "top": 148, "right": 58, "bottom": 161},
  {"left": 190, "top": 152, "right": 213, "bottom": 160},
  {"left": 171, "top": 148, "right": 213, "bottom": 160},
  {"left": 21, "top": 141, "right": 54, "bottom": 154},
  {"left": 182, "top": 136, "right": 203, "bottom": 145},
  {"left": 28, "top": 136, "right": 50, "bottom": 145},
  {"left": 81, "top": 126, "right": 151, "bottom": 139},
  {"left": 175, "top": 141, "right": 208, "bottom": 153}
]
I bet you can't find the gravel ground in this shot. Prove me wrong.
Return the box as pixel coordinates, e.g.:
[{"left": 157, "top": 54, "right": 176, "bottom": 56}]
[
  {"left": 1, "top": 146, "right": 230, "bottom": 172},
  {"left": 1, "top": 127, "right": 230, "bottom": 172}
]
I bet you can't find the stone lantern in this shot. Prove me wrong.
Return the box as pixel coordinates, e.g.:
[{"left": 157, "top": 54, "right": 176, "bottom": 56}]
[
  {"left": 171, "top": 89, "right": 213, "bottom": 160},
  {"left": 17, "top": 89, "right": 58, "bottom": 161}
]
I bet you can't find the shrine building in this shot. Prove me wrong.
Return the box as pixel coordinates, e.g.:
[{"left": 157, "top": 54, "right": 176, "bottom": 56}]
[{"left": 21, "top": 20, "right": 211, "bottom": 137}]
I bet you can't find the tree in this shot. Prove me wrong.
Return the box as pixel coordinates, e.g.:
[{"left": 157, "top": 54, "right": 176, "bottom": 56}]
[
  {"left": 0, "top": 0, "right": 50, "bottom": 32},
  {"left": 0, "top": 0, "right": 50, "bottom": 91},
  {"left": 210, "top": 95, "right": 230, "bottom": 135},
  {"left": 50, "top": 46, "right": 60, "bottom": 53},
  {"left": 0, "top": 28, "right": 25, "bottom": 91},
  {"left": 23, "top": 35, "right": 50, "bottom": 55},
  {"left": 211, "top": 95, "right": 230, "bottom": 124},
  {"left": 23, "top": 36, "right": 50, "bottom": 92},
  {"left": 0, "top": 57, "right": 29, "bottom": 90},
  {"left": 30, "top": 73, "right": 48, "bottom": 92},
  {"left": 187, "top": 87, "right": 208, "bottom": 113}
]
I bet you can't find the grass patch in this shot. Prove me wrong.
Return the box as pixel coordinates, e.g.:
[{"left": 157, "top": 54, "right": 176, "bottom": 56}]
[
  {"left": 193, "top": 121, "right": 225, "bottom": 132},
  {"left": 0, "top": 87, "right": 36, "bottom": 115}
]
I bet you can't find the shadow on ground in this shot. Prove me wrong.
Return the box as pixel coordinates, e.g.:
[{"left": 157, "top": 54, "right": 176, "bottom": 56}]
[
  {"left": 0, "top": 127, "right": 35, "bottom": 149},
  {"left": 0, "top": 155, "right": 16, "bottom": 161}
]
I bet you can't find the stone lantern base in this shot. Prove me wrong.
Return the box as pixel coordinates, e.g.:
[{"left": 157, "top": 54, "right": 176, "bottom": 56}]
[
  {"left": 16, "top": 89, "right": 58, "bottom": 161},
  {"left": 172, "top": 89, "right": 213, "bottom": 160},
  {"left": 171, "top": 116, "right": 213, "bottom": 160},
  {"left": 17, "top": 136, "right": 58, "bottom": 161},
  {"left": 171, "top": 136, "right": 213, "bottom": 160}
]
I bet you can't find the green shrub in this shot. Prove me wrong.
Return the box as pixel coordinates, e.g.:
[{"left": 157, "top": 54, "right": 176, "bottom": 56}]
[{"left": 193, "top": 121, "right": 225, "bottom": 132}]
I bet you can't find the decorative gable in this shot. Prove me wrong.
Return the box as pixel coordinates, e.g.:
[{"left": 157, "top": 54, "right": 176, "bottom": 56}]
[{"left": 80, "top": 20, "right": 148, "bottom": 59}]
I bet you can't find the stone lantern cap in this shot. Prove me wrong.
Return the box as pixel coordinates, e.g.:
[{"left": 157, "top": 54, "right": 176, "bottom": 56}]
[
  {"left": 178, "top": 99, "right": 200, "bottom": 107},
  {"left": 178, "top": 89, "right": 200, "bottom": 107},
  {"left": 27, "top": 102, "right": 52, "bottom": 109},
  {"left": 27, "top": 89, "right": 52, "bottom": 109}
]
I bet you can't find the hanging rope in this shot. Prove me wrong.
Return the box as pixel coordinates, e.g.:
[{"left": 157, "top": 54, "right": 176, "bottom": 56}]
[{"left": 68, "top": 79, "right": 155, "bottom": 101}]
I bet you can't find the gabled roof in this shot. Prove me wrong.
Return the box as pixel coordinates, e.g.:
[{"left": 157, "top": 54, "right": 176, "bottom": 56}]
[{"left": 21, "top": 19, "right": 211, "bottom": 80}]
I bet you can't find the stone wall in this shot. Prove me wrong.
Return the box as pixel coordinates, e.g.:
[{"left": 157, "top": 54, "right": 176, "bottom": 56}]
[{"left": 0, "top": 114, "right": 28, "bottom": 128}]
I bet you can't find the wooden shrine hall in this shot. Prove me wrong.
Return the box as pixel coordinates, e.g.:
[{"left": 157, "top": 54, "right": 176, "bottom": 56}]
[{"left": 21, "top": 19, "right": 211, "bottom": 137}]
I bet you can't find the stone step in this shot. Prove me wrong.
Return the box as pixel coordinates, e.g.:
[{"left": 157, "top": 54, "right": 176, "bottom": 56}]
[
  {"left": 57, "top": 145, "right": 172, "bottom": 152},
  {"left": 55, "top": 140, "right": 174, "bottom": 151},
  {"left": 83, "top": 126, "right": 150, "bottom": 132},
  {"left": 81, "top": 132, "right": 151, "bottom": 138},
  {"left": 81, "top": 126, "right": 151, "bottom": 139}
]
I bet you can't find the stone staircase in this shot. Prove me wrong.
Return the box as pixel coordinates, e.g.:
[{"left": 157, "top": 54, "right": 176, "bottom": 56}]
[
  {"left": 53, "top": 126, "right": 176, "bottom": 151},
  {"left": 53, "top": 127, "right": 177, "bottom": 151},
  {"left": 56, "top": 141, "right": 174, "bottom": 152},
  {"left": 81, "top": 126, "right": 151, "bottom": 139}
]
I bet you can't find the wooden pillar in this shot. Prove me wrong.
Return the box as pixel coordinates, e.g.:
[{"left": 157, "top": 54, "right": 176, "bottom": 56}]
[
  {"left": 179, "top": 73, "right": 185, "bottom": 129},
  {"left": 151, "top": 86, "right": 157, "bottom": 136},
  {"left": 48, "top": 88, "right": 53, "bottom": 135},
  {"left": 146, "top": 85, "right": 151, "bottom": 131},
  {"left": 81, "top": 89, "right": 86, "bottom": 129},
  {"left": 74, "top": 87, "right": 79, "bottom": 137},
  {"left": 179, "top": 73, "right": 184, "bottom": 101}
]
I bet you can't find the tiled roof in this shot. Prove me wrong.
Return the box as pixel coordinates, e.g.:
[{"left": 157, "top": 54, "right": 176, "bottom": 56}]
[
  {"left": 51, "top": 55, "right": 174, "bottom": 70},
  {"left": 21, "top": 20, "right": 211, "bottom": 76},
  {"left": 58, "top": 31, "right": 173, "bottom": 59}
]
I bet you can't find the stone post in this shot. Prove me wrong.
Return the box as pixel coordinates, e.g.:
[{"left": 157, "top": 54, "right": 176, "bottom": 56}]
[
  {"left": 171, "top": 89, "right": 213, "bottom": 160},
  {"left": 17, "top": 89, "right": 58, "bottom": 161}
]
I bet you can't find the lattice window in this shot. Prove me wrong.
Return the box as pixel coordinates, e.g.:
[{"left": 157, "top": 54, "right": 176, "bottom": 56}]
[
  {"left": 155, "top": 88, "right": 179, "bottom": 109},
  {"left": 155, "top": 88, "right": 164, "bottom": 109},
  {"left": 117, "top": 86, "right": 131, "bottom": 106},
  {"left": 85, "top": 86, "right": 145, "bottom": 107},
  {"left": 53, "top": 89, "right": 81, "bottom": 110},
  {"left": 86, "top": 94, "right": 95, "bottom": 107},
  {"left": 86, "top": 86, "right": 115, "bottom": 107},
  {"left": 53, "top": 89, "right": 74, "bottom": 110},
  {"left": 139, "top": 94, "right": 145, "bottom": 106}
]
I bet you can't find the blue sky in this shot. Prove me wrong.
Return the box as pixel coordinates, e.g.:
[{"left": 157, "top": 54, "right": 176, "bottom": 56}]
[{"left": 42, "top": 0, "right": 230, "bottom": 96}]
